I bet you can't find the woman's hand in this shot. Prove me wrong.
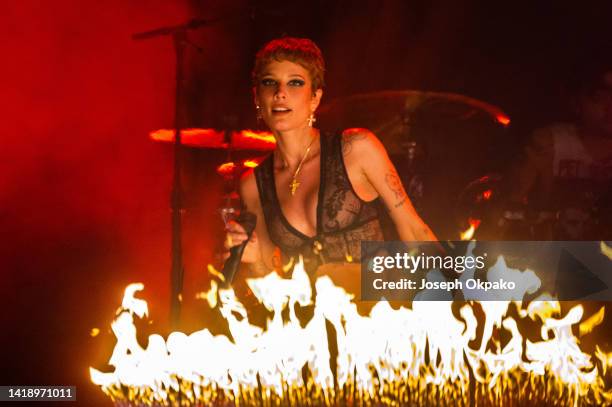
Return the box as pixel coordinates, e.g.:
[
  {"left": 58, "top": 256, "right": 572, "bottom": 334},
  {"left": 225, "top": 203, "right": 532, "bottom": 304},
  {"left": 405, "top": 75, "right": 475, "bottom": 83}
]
[{"left": 224, "top": 220, "right": 261, "bottom": 264}]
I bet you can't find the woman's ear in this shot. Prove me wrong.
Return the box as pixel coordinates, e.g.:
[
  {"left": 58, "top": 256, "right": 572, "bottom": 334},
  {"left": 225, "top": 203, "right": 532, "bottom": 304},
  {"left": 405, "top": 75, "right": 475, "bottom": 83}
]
[
  {"left": 253, "top": 87, "right": 259, "bottom": 107},
  {"left": 311, "top": 88, "right": 323, "bottom": 113}
]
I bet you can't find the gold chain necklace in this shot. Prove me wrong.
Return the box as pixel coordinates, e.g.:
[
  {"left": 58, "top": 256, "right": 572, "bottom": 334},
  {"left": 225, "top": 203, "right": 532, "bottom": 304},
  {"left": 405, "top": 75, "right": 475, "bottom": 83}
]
[{"left": 288, "top": 135, "right": 317, "bottom": 196}]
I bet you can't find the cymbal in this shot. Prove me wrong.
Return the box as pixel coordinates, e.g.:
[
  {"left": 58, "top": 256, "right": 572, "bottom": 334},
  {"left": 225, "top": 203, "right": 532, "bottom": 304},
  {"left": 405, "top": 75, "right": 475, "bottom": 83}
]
[
  {"left": 150, "top": 128, "right": 276, "bottom": 151},
  {"left": 150, "top": 128, "right": 224, "bottom": 148},
  {"left": 317, "top": 90, "right": 510, "bottom": 155},
  {"left": 231, "top": 129, "right": 276, "bottom": 151}
]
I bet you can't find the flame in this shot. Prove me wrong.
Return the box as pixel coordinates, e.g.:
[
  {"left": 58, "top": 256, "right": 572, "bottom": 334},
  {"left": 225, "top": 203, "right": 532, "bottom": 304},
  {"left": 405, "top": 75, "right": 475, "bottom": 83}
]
[
  {"left": 596, "top": 346, "right": 612, "bottom": 376},
  {"left": 206, "top": 264, "right": 224, "bottom": 283},
  {"left": 460, "top": 218, "right": 481, "bottom": 240},
  {"left": 120, "top": 283, "right": 148, "bottom": 318},
  {"left": 601, "top": 241, "right": 612, "bottom": 260},
  {"left": 91, "top": 258, "right": 611, "bottom": 406},
  {"left": 580, "top": 307, "right": 606, "bottom": 336}
]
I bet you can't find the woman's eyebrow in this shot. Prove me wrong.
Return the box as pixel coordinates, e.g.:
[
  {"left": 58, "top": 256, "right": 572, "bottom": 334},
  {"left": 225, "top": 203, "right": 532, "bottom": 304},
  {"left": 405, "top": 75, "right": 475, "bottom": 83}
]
[{"left": 260, "top": 72, "right": 305, "bottom": 79}]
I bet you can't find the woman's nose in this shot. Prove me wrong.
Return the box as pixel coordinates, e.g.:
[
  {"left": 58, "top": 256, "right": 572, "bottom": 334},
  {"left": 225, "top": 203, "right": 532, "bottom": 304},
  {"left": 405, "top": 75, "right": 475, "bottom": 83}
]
[{"left": 274, "top": 83, "right": 287, "bottom": 99}]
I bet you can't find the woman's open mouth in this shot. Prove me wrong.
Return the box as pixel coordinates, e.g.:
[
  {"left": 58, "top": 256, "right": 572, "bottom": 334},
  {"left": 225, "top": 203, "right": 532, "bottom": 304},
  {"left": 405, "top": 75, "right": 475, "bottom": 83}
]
[{"left": 271, "top": 107, "right": 292, "bottom": 115}]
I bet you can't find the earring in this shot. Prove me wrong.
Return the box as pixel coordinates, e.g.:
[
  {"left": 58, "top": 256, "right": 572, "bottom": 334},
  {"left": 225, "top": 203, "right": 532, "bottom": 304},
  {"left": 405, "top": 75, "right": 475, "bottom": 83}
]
[
  {"left": 307, "top": 113, "right": 316, "bottom": 127},
  {"left": 256, "top": 105, "right": 262, "bottom": 120}
]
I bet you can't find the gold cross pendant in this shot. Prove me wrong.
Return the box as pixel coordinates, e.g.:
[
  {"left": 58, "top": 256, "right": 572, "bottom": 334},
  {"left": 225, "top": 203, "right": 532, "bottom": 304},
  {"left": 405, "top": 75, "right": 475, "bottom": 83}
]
[{"left": 289, "top": 178, "right": 300, "bottom": 195}]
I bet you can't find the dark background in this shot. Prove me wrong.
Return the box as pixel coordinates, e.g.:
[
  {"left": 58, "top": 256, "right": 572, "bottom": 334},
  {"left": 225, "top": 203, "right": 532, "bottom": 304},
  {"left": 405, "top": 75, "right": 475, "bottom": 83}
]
[{"left": 1, "top": 1, "right": 610, "bottom": 405}]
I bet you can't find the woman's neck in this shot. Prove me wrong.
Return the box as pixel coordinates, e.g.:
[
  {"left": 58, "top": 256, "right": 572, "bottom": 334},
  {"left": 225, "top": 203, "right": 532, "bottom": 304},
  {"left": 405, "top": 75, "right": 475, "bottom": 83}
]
[{"left": 273, "top": 127, "right": 320, "bottom": 170}]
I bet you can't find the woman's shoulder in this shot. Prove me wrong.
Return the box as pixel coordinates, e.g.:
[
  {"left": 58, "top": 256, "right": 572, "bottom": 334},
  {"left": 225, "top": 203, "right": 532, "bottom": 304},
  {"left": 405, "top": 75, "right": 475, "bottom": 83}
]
[
  {"left": 340, "top": 127, "right": 376, "bottom": 140},
  {"left": 338, "top": 127, "right": 386, "bottom": 157}
]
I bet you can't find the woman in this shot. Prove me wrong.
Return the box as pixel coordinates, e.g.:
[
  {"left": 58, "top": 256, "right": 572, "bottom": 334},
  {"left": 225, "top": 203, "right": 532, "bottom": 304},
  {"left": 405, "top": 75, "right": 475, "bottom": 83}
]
[{"left": 226, "top": 37, "right": 436, "bottom": 276}]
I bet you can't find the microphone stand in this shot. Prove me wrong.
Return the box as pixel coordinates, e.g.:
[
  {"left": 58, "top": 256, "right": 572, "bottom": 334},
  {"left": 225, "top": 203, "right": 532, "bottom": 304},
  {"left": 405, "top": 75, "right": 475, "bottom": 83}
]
[
  {"left": 133, "top": 19, "right": 210, "bottom": 328},
  {"left": 132, "top": 8, "right": 273, "bottom": 328},
  {"left": 169, "top": 31, "right": 186, "bottom": 329}
]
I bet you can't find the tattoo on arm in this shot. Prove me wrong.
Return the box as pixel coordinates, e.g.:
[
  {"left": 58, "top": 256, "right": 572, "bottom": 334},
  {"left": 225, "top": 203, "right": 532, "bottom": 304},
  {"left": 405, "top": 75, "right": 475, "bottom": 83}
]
[
  {"left": 394, "top": 197, "right": 407, "bottom": 208},
  {"left": 385, "top": 171, "right": 408, "bottom": 209},
  {"left": 385, "top": 171, "right": 406, "bottom": 199}
]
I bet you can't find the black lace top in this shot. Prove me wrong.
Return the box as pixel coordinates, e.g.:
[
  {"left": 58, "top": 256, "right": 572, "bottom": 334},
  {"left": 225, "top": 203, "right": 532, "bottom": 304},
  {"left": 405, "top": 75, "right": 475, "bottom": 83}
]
[{"left": 255, "top": 132, "right": 386, "bottom": 271}]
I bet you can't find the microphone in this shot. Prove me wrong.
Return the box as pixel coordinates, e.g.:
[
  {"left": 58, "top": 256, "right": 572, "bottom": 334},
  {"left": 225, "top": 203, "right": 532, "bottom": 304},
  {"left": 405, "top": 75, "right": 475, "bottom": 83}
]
[{"left": 221, "top": 211, "right": 257, "bottom": 287}]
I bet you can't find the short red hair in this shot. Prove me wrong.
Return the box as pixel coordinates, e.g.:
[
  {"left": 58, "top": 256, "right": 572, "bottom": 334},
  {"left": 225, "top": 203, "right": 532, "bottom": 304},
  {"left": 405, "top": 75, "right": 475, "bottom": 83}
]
[{"left": 252, "top": 37, "right": 325, "bottom": 91}]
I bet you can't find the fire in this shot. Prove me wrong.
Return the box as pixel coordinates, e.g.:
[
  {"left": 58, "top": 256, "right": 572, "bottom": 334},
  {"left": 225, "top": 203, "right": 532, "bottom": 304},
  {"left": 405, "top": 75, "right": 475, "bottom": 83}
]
[
  {"left": 91, "top": 260, "right": 611, "bottom": 406},
  {"left": 460, "top": 218, "right": 481, "bottom": 240},
  {"left": 602, "top": 241, "right": 612, "bottom": 261}
]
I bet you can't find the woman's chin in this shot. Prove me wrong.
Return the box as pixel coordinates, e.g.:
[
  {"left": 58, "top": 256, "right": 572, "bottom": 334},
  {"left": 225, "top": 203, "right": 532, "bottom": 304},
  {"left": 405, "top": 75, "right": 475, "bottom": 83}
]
[{"left": 267, "top": 122, "right": 300, "bottom": 133}]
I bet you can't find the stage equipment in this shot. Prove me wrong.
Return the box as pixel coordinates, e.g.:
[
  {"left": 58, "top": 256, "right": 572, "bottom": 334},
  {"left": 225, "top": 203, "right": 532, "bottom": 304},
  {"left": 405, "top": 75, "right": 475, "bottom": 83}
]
[
  {"left": 133, "top": 14, "right": 262, "bottom": 327},
  {"left": 150, "top": 129, "right": 275, "bottom": 151},
  {"left": 150, "top": 126, "right": 273, "bottom": 234}
]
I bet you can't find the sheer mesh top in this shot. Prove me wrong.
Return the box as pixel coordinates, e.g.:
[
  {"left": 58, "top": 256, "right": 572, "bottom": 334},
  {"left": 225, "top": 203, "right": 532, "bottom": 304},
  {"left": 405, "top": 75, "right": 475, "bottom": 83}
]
[{"left": 255, "top": 132, "right": 385, "bottom": 271}]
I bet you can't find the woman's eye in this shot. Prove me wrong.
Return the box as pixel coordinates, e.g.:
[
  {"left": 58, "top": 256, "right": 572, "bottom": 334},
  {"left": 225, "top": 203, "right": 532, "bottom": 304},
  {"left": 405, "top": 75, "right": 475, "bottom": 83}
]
[
  {"left": 288, "top": 79, "right": 305, "bottom": 87},
  {"left": 261, "top": 78, "right": 276, "bottom": 86}
]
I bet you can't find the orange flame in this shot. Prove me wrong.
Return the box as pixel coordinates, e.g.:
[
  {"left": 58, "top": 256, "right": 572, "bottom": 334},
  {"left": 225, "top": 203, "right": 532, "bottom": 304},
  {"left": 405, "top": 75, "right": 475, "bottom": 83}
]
[
  {"left": 91, "top": 256, "right": 611, "bottom": 406},
  {"left": 460, "top": 218, "right": 481, "bottom": 240}
]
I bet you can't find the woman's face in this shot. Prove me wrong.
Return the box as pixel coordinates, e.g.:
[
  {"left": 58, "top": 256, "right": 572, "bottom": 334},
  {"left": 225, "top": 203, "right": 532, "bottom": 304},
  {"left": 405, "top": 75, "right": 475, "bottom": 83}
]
[{"left": 254, "top": 60, "right": 322, "bottom": 133}]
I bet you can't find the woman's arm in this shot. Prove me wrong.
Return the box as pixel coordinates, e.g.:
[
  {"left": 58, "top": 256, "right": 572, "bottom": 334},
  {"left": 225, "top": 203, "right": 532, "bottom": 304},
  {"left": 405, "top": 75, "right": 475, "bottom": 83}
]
[{"left": 341, "top": 128, "right": 437, "bottom": 241}]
